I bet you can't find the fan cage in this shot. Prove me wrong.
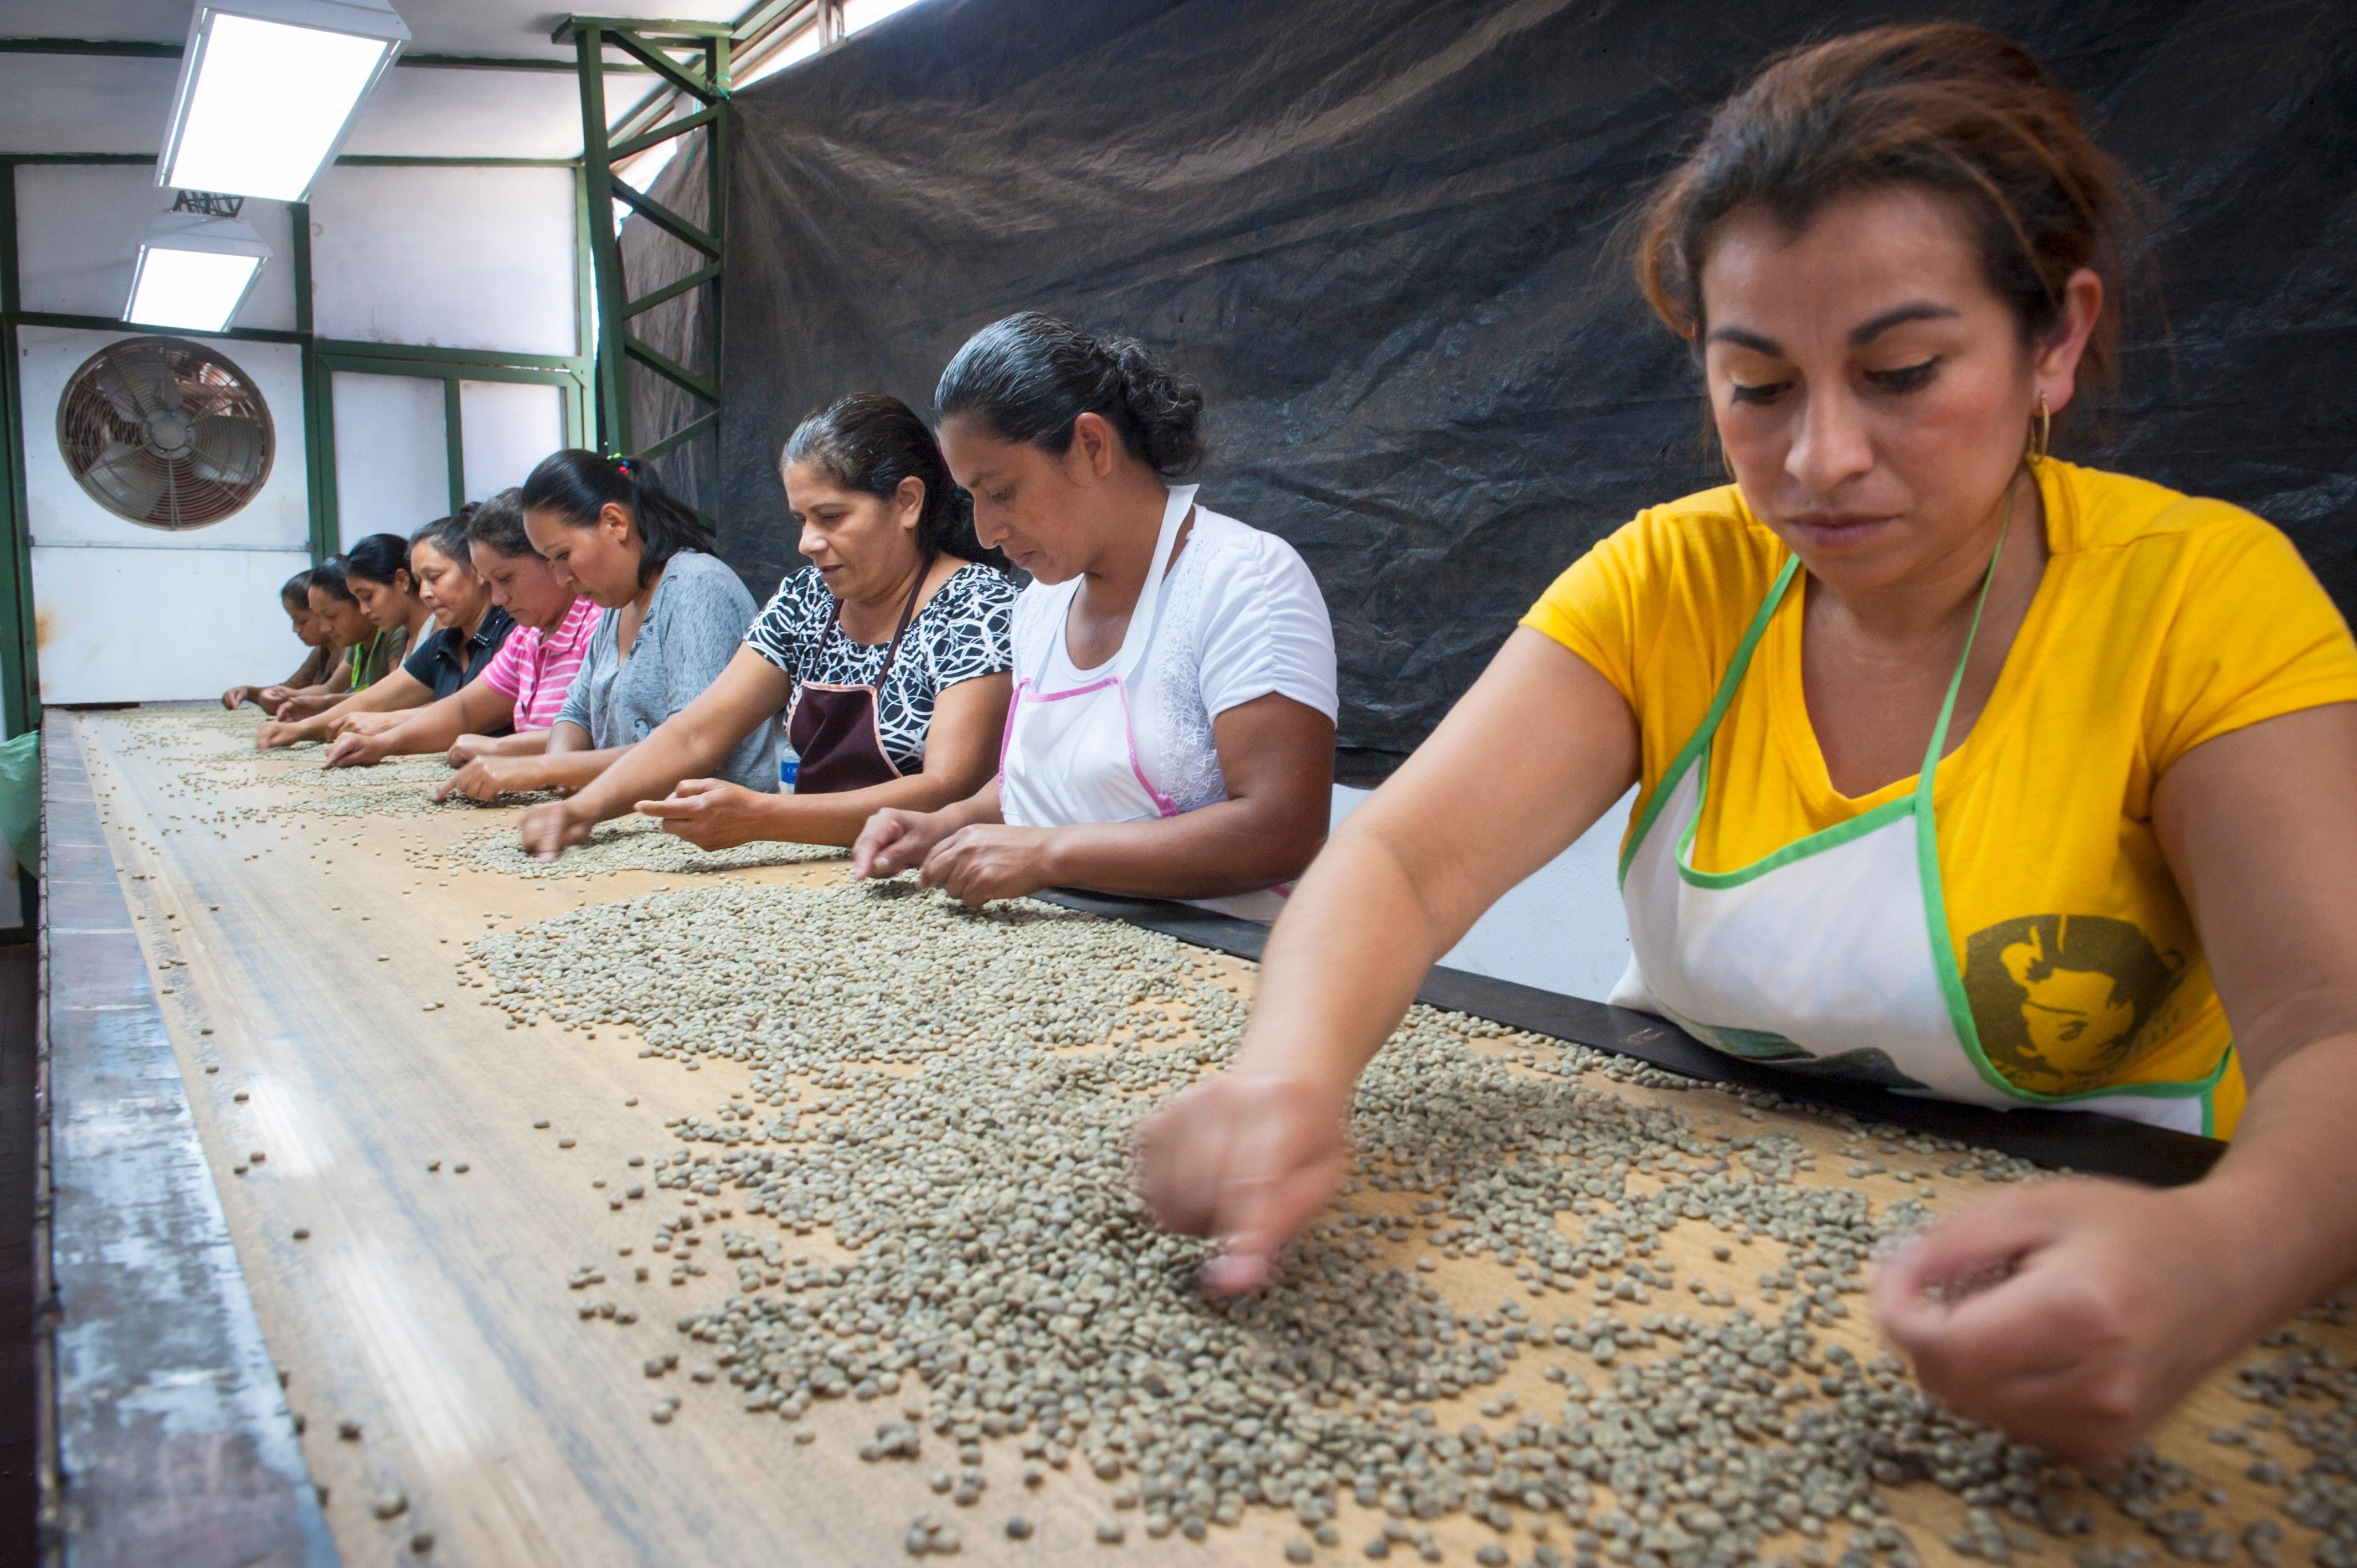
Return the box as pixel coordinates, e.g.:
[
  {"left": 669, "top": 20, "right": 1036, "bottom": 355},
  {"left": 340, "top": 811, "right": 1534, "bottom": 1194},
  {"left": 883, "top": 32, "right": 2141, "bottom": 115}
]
[{"left": 55, "top": 335, "right": 275, "bottom": 530}]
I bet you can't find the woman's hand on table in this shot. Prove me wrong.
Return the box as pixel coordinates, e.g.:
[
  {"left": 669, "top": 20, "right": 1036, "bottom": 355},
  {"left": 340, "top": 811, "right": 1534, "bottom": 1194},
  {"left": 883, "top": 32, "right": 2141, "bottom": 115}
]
[
  {"left": 255, "top": 685, "right": 295, "bottom": 715},
  {"left": 852, "top": 808, "right": 954, "bottom": 880},
  {"left": 222, "top": 684, "right": 260, "bottom": 711},
  {"left": 330, "top": 710, "right": 404, "bottom": 740},
  {"left": 1138, "top": 1070, "right": 1351, "bottom": 1296},
  {"left": 434, "top": 756, "right": 541, "bottom": 803},
  {"left": 635, "top": 778, "right": 771, "bottom": 851},
  {"left": 254, "top": 720, "right": 306, "bottom": 751},
  {"left": 914, "top": 824, "right": 1059, "bottom": 906},
  {"left": 276, "top": 693, "right": 335, "bottom": 722},
  {"left": 1873, "top": 1175, "right": 2249, "bottom": 1468},
  {"left": 519, "top": 800, "right": 594, "bottom": 860},
  {"left": 446, "top": 733, "right": 501, "bottom": 766},
  {"left": 322, "top": 731, "right": 388, "bottom": 769}
]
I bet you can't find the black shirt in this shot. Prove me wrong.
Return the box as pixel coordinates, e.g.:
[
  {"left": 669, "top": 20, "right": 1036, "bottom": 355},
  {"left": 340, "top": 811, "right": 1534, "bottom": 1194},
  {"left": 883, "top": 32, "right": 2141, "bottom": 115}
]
[{"left": 404, "top": 607, "right": 517, "bottom": 710}]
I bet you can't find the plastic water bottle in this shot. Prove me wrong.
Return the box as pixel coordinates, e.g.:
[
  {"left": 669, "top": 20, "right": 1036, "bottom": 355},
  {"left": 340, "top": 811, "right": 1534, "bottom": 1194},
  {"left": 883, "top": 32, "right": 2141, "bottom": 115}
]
[{"left": 778, "top": 743, "right": 799, "bottom": 794}]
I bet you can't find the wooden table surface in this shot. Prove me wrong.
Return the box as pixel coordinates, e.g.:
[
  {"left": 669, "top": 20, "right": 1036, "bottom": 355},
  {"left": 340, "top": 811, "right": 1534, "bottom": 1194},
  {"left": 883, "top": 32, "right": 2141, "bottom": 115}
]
[{"left": 59, "top": 706, "right": 2355, "bottom": 1567}]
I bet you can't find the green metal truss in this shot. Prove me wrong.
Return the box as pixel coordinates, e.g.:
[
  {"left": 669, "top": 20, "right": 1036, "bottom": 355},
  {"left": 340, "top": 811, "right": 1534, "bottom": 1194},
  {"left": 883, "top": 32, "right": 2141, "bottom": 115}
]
[{"left": 559, "top": 14, "right": 733, "bottom": 470}]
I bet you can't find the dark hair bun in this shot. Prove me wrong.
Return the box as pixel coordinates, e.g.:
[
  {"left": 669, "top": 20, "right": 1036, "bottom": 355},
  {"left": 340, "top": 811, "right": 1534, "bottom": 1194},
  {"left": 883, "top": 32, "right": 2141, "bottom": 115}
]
[
  {"left": 936, "top": 311, "right": 1206, "bottom": 478},
  {"left": 1110, "top": 336, "right": 1205, "bottom": 477}
]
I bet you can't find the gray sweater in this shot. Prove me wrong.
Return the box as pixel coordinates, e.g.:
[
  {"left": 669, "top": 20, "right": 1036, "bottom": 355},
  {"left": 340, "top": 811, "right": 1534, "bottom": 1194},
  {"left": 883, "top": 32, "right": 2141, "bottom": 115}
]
[{"left": 555, "top": 550, "right": 778, "bottom": 791}]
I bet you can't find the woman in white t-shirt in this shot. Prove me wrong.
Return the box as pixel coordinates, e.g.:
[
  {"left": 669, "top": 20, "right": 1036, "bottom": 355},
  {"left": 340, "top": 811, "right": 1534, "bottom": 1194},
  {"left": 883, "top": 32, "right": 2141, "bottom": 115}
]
[{"left": 852, "top": 313, "right": 1336, "bottom": 919}]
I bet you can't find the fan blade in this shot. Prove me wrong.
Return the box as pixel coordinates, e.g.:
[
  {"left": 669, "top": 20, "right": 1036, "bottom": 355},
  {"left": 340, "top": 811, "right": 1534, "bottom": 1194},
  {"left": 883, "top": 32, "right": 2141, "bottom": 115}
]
[
  {"left": 191, "top": 415, "right": 264, "bottom": 486},
  {"left": 90, "top": 358, "right": 153, "bottom": 424},
  {"left": 153, "top": 350, "right": 187, "bottom": 412},
  {"left": 89, "top": 442, "right": 172, "bottom": 521}
]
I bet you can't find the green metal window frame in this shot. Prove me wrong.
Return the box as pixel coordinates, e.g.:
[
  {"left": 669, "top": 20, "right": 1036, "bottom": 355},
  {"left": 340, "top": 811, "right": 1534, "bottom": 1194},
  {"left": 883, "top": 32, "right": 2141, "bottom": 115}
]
[
  {"left": 0, "top": 152, "right": 597, "bottom": 736},
  {"left": 312, "top": 349, "right": 591, "bottom": 534}
]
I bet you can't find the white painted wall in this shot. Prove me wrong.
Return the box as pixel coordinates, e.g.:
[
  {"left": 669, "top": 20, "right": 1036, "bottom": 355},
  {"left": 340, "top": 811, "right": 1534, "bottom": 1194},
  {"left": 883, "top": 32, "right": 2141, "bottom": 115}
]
[
  {"left": 31, "top": 547, "right": 310, "bottom": 703},
  {"left": 308, "top": 166, "right": 579, "bottom": 356},
  {"left": 332, "top": 373, "right": 449, "bottom": 549},
  {"left": 459, "top": 380, "right": 567, "bottom": 499},
  {"left": 1329, "top": 783, "right": 1636, "bottom": 1002},
  {"left": 12, "top": 164, "right": 580, "bottom": 704},
  {"left": 15, "top": 165, "right": 299, "bottom": 332}
]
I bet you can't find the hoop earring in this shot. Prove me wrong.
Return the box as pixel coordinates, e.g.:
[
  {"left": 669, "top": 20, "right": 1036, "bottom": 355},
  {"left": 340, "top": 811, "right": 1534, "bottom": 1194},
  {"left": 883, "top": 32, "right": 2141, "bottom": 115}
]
[{"left": 2026, "top": 392, "right": 2051, "bottom": 465}]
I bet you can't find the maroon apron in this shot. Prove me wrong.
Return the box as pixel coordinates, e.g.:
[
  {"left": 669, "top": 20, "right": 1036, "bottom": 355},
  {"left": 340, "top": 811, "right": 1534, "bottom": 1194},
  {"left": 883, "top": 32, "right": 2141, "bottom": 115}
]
[{"left": 785, "top": 563, "right": 929, "bottom": 795}]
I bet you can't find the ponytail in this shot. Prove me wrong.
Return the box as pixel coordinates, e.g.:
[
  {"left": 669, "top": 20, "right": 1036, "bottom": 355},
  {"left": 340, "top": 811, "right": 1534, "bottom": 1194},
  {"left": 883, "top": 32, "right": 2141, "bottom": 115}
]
[
  {"left": 519, "top": 448, "right": 709, "bottom": 587},
  {"left": 934, "top": 311, "right": 1206, "bottom": 477}
]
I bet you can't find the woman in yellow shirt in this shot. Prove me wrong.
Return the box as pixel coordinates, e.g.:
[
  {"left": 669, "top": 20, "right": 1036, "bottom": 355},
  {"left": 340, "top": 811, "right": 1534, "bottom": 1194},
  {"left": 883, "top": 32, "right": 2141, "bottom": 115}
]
[{"left": 1140, "top": 23, "right": 2357, "bottom": 1465}]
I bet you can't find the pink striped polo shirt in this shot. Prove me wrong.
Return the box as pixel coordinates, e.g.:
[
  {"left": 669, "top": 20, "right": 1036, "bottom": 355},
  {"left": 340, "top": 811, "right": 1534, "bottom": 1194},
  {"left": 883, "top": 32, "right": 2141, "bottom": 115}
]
[{"left": 478, "top": 595, "right": 599, "bottom": 731}]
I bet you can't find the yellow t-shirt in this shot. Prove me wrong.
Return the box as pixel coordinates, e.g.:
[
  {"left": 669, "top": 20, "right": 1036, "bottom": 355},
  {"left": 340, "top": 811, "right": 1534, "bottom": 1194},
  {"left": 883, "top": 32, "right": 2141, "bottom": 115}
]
[{"left": 1522, "top": 461, "right": 2357, "bottom": 1138}]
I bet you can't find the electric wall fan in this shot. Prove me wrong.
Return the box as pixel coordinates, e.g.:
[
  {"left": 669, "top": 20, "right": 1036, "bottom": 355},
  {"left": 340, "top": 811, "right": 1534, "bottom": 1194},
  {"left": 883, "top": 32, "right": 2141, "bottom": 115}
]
[{"left": 56, "top": 335, "right": 274, "bottom": 529}]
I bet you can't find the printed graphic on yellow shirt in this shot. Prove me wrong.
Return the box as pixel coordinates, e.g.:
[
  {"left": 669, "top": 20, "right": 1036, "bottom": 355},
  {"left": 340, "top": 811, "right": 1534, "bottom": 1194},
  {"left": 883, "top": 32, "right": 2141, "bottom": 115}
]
[{"left": 1962, "top": 915, "right": 2186, "bottom": 1094}]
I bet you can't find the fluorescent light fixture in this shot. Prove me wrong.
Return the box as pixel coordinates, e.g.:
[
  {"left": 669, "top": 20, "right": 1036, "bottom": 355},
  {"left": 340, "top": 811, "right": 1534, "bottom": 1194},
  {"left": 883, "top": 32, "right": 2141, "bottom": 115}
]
[
  {"left": 160, "top": 0, "right": 410, "bottom": 202},
  {"left": 842, "top": 0, "right": 924, "bottom": 36},
  {"left": 125, "top": 209, "right": 274, "bottom": 331}
]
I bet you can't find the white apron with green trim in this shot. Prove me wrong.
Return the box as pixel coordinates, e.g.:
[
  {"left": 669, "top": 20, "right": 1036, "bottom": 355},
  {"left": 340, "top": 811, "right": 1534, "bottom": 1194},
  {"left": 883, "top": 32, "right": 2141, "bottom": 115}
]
[{"left": 1607, "top": 546, "right": 2226, "bottom": 1135}]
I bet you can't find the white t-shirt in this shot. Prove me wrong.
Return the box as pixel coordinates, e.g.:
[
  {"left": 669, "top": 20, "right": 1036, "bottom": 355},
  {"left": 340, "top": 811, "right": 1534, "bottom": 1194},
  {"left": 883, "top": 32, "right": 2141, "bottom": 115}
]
[{"left": 1008, "top": 506, "right": 1337, "bottom": 816}]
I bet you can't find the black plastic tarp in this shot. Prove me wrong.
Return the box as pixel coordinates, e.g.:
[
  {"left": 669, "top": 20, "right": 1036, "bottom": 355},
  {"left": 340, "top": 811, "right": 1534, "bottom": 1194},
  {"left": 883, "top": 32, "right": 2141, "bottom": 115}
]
[{"left": 670, "top": 0, "right": 2356, "bottom": 781}]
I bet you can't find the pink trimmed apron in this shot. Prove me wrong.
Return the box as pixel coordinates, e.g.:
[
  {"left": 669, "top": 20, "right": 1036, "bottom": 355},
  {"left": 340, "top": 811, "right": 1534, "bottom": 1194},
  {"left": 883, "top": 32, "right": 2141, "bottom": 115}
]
[{"left": 999, "top": 484, "right": 1288, "bottom": 924}]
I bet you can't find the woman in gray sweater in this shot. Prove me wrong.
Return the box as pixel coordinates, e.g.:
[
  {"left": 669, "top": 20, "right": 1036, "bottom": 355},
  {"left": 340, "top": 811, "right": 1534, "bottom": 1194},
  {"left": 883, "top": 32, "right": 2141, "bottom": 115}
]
[{"left": 435, "top": 451, "right": 776, "bottom": 801}]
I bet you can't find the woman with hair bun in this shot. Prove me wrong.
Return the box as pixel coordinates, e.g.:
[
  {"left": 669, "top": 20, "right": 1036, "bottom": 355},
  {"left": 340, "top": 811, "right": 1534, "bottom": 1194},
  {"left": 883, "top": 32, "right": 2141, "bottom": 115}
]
[
  {"left": 1141, "top": 23, "right": 2357, "bottom": 1464},
  {"left": 515, "top": 394, "right": 1018, "bottom": 857},
  {"left": 852, "top": 314, "right": 1338, "bottom": 917}
]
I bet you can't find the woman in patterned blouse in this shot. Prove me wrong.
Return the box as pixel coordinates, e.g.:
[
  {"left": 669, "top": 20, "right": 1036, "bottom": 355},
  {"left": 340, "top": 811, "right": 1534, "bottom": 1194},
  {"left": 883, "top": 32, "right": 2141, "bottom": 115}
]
[{"left": 517, "top": 394, "right": 1017, "bottom": 859}]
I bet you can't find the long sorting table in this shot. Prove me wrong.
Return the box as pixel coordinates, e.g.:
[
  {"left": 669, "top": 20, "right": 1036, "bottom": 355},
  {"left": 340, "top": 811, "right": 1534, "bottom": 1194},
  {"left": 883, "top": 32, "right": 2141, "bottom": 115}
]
[{"left": 36, "top": 705, "right": 2347, "bottom": 1567}]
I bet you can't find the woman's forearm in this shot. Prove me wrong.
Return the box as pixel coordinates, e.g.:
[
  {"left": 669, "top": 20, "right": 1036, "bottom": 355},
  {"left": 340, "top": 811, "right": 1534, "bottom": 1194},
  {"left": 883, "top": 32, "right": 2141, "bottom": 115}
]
[
  {"left": 1036, "top": 799, "right": 1318, "bottom": 901},
  {"left": 737, "top": 770, "right": 998, "bottom": 847},
  {"left": 2186, "top": 1033, "right": 2357, "bottom": 1333},
  {"left": 1226, "top": 812, "right": 1450, "bottom": 1096},
  {"left": 506, "top": 747, "right": 630, "bottom": 793},
  {"left": 373, "top": 701, "right": 473, "bottom": 758},
  {"left": 564, "top": 721, "right": 732, "bottom": 826},
  {"left": 297, "top": 670, "right": 426, "bottom": 739}
]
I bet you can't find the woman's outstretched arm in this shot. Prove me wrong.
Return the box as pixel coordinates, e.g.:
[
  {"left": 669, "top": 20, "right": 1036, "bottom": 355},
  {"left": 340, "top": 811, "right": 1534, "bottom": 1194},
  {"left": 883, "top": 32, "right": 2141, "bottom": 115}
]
[{"left": 1136, "top": 628, "right": 1640, "bottom": 1291}]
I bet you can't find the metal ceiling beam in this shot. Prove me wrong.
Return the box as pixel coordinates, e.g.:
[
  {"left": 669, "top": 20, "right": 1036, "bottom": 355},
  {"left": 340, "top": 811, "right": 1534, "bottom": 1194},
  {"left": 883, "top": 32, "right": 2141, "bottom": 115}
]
[
  {"left": 601, "top": 0, "right": 815, "bottom": 157},
  {"left": 0, "top": 37, "right": 657, "bottom": 71},
  {"left": 0, "top": 153, "right": 583, "bottom": 168}
]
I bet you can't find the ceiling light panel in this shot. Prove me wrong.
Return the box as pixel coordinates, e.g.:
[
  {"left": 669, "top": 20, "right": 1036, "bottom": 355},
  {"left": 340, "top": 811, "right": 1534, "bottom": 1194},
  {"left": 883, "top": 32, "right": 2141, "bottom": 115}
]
[
  {"left": 127, "top": 249, "right": 265, "bottom": 331},
  {"left": 125, "top": 207, "right": 275, "bottom": 332},
  {"left": 161, "top": 1, "right": 410, "bottom": 202}
]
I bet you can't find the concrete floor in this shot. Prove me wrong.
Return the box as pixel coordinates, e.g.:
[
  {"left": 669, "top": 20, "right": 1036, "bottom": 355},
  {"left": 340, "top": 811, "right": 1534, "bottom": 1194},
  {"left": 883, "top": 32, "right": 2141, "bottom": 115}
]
[{"left": 0, "top": 938, "right": 35, "bottom": 1565}]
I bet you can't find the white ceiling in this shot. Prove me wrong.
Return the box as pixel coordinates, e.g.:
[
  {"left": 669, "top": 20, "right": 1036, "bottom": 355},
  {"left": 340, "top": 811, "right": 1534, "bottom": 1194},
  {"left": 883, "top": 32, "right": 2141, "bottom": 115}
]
[{"left": 0, "top": 0, "right": 763, "bottom": 159}]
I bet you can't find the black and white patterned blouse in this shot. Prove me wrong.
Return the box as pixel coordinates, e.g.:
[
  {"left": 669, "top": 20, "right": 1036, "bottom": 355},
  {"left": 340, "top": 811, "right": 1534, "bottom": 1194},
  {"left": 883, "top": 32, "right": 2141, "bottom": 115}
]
[{"left": 743, "top": 562, "right": 1018, "bottom": 774}]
